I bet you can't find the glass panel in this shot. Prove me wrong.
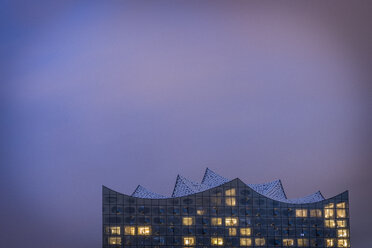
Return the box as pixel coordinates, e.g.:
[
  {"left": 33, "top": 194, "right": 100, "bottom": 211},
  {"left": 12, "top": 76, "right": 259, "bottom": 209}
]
[
  {"left": 183, "top": 217, "right": 194, "bottom": 226},
  {"left": 225, "top": 188, "right": 236, "bottom": 196},
  {"left": 229, "top": 228, "right": 237, "bottom": 236},
  {"left": 310, "top": 209, "right": 322, "bottom": 217},
  {"left": 336, "top": 202, "right": 346, "bottom": 208},
  {"left": 124, "top": 226, "right": 136, "bottom": 235},
  {"left": 337, "top": 229, "right": 349, "bottom": 238},
  {"left": 296, "top": 209, "right": 308, "bottom": 217},
  {"left": 225, "top": 217, "right": 238, "bottom": 226},
  {"left": 197, "top": 208, "right": 205, "bottom": 215},
  {"left": 297, "top": 238, "right": 309, "bottom": 247},
  {"left": 337, "top": 209, "right": 346, "bottom": 218},
  {"left": 138, "top": 226, "right": 151, "bottom": 235},
  {"left": 107, "top": 226, "right": 120, "bottom": 235},
  {"left": 108, "top": 237, "right": 122, "bottom": 245},
  {"left": 211, "top": 217, "right": 222, "bottom": 226},
  {"left": 255, "top": 238, "right": 266, "bottom": 246},
  {"left": 240, "top": 238, "right": 252, "bottom": 246},
  {"left": 326, "top": 239, "right": 335, "bottom": 247},
  {"left": 240, "top": 228, "right": 251, "bottom": 236},
  {"left": 211, "top": 237, "right": 224, "bottom": 246},
  {"left": 325, "top": 209, "right": 335, "bottom": 218},
  {"left": 337, "top": 239, "right": 350, "bottom": 247},
  {"left": 283, "top": 239, "right": 294, "bottom": 246},
  {"left": 183, "top": 237, "right": 195, "bottom": 246},
  {"left": 225, "top": 197, "right": 236, "bottom": 206},
  {"left": 337, "top": 220, "right": 347, "bottom": 228},
  {"left": 325, "top": 220, "right": 336, "bottom": 228}
]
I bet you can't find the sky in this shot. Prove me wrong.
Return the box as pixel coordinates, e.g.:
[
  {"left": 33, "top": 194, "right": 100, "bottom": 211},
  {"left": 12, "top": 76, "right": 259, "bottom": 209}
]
[{"left": 1, "top": 1, "right": 372, "bottom": 247}]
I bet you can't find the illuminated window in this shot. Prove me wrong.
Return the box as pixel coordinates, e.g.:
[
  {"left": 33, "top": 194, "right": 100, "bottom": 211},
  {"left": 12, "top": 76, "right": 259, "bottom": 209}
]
[
  {"left": 337, "top": 239, "right": 350, "bottom": 247},
  {"left": 283, "top": 239, "right": 294, "bottom": 246},
  {"left": 225, "top": 188, "right": 236, "bottom": 196},
  {"left": 325, "top": 220, "right": 336, "bottom": 228},
  {"left": 310, "top": 209, "right": 322, "bottom": 217},
  {"left": 211, "top": 217, "right": 222, "bottom": 226},
  {"left": 225, "top": 197, "right": 236, "bottom": 206},
  {"left": 183, "top": 217, "right": 194, "bottom": 226},
  {"left": 109, "top": 237, "right": 121, "bottom": 245},
  {"left": 337, "top": 220, "right": 347, "bottom": 227},
  {"left": 325, "top": 209, "right": 334, "bottom": 218},
  {"left": 240, "top": 228, "right": 251, "bottom": 236},
  {"left": 324, "top": 203, "right": 334, "bottom": 218},
  {"left": 211, "top": 237, "right": 224, "bottom": 246},
  {"left": 337, "top": 209, "right": 346, "bottom": 218},
  {"left": 229, "top": 228, "right": 237, "bottom": 236},
  {"left": 336, "top": 202, "right": 346, "bottom": 208},
  {"left": 337, "top": 229, "right": 349, "bottom": 238},
  {"left": 255, "top": 238, "right": 265, "bottom": 246},
  {"left": 325, "top": 203, "right": 334, "bottom": 208},
  {"left": 124, "top": 226, "right": 136, "bottom": 235},
  {"left": 240, "top": 238, "right": 252, "bottom": 246},
  {"left": 138, "top": 226, "right": 151, "bottom": 235},
  {"left": 197, "top": 208, "right": 205, "bottom": 215},
  {"left": 297, "top": 238, "right": 309, "bottom": 247},
  {"left": 225, "top": 217, "right": 238, "bottom": 226},
  {"left": 106, "top": 226, "right": 120, "bottom": 235},
  {"left": 326, "top": 239, "right": 335, "bottom": 247},
  {"left": 296, "top": 209, "right": 307, "bottom": 217},
  {"left": 183, "top": 237, "right": 195, "bottom": 246}
]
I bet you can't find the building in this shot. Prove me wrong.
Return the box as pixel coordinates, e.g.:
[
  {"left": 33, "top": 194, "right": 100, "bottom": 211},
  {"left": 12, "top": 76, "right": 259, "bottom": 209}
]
[{"left": 102, "top": 168, "right": 350, "bottom": 248}]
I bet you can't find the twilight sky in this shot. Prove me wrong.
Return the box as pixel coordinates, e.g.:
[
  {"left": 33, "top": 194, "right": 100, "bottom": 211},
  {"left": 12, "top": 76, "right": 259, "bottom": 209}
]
[{"left": 1, "top": 1, "right": 372, "bottom": 247}]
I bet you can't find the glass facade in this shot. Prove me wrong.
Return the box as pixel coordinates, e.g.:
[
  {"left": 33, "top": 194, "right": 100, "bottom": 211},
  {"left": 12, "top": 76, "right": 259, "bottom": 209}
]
[{"left": 103, "top": 178, "right": 350, "bottom": 248}]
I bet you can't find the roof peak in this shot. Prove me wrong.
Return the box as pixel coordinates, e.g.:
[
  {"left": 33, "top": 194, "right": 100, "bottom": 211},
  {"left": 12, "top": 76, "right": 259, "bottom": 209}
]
[{"left": 129, "top": 168, "right": 324, "bottom": 204}]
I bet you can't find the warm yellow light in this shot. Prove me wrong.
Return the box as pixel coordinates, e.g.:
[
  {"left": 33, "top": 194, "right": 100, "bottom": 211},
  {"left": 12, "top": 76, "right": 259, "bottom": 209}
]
[
  {"left": 225, "top": 217, "right": 238, "bottom": 226},
  {"left": 255, "top": 238, "right": 265, "bottom": 246},
  {"left": 337, "top": 239, "right": 350, "bottom": 247},
  {"left": 310, "top": 209, "right": 322, "bottom": 217},
  {"left": 138, "top": 226, "right": 151, "bottom": 235},
  {"left": 124, "top": 226, "right": 136, "bottom": 235},
  {"left": 240, "top": 238, "right": 252, "bottom": 246},
  {"left": 211, "top": 217, "right": 222, "bottom": 226},
  {"left": 325, "top": 203, "right": 334, "bottom": 208},
  {"left": 183, "top": 237, "right": 195, "bottom": 246},
  {"left": 297, "top": 238, "right": 309, "bottom": 247},
  {"left": 325, "top": 220, "right": 336, "bottom": 228},
  {"left": 225, "top": 197, "right": 236, "bottom": 206},
  {"left": 336, "top": 202, "right": 346, "bottom": 208},
  {"left": 211, "top": 237, "right": 224, "bottom": 246},
  {"left": 337, "top": 209, "right": 346, "bottom": 218},
  {"left": 183, "top": 217, "right": 194, "bottom": 226},
  {"left": 324, "top": 209, "right": 335, "bottom": 218},
  {"left": 225, "top": 188, "right": 236, "bottom": 196},
  {"left": 240, "top": 228, "right": 251, "bottom": 236},
  {"left": 197, "top": 209, "right": 205, "bottom": 215},
  {"left": 109, "top": 237, "right": 121, "bottom": 245},
  {"left": 283, "top": 239, "right": 294, "bottom": 246},
  {"left": 326, "top": 239, "right": 335, "bottom": 247},
  {"left": 229, "top": 228, "right": 237, "bottom": 236},
  {"left": 337, "top": 220, "right": 347, "bottom": 228},
  {"left": 337, "top": 229, "right": 349, "bottom": 238},
  {"left": 296, "top": 209, "right": 308, "bottom": 217},
  {"left": 108, "top": 226, "right": 120, "bottom": 235}
]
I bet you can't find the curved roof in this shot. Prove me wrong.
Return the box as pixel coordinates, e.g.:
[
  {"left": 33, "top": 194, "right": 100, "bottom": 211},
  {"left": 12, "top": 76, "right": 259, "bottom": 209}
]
[{"left": 131, "top": 168, "right": 325, "bottom": 204}]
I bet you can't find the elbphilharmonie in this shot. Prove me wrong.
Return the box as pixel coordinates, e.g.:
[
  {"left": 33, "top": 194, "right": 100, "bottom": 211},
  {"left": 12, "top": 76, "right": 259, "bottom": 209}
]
[{"left": 102, "top": 168, "right": 350, "bottom": 247}]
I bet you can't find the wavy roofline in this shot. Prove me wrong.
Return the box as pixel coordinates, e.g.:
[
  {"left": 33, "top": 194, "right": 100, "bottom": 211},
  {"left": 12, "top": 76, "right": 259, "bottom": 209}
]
[
  {"left": 103, "top": 181, "right": 347, "bottom": 205},
  {"left": 102, "top": 168, "right": 348, "bottom": 204}
]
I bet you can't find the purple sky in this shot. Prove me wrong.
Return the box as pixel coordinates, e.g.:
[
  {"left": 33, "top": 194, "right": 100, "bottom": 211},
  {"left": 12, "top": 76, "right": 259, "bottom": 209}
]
[{"left": 1, "top": 1, "right": 371, "bottom": 247}]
